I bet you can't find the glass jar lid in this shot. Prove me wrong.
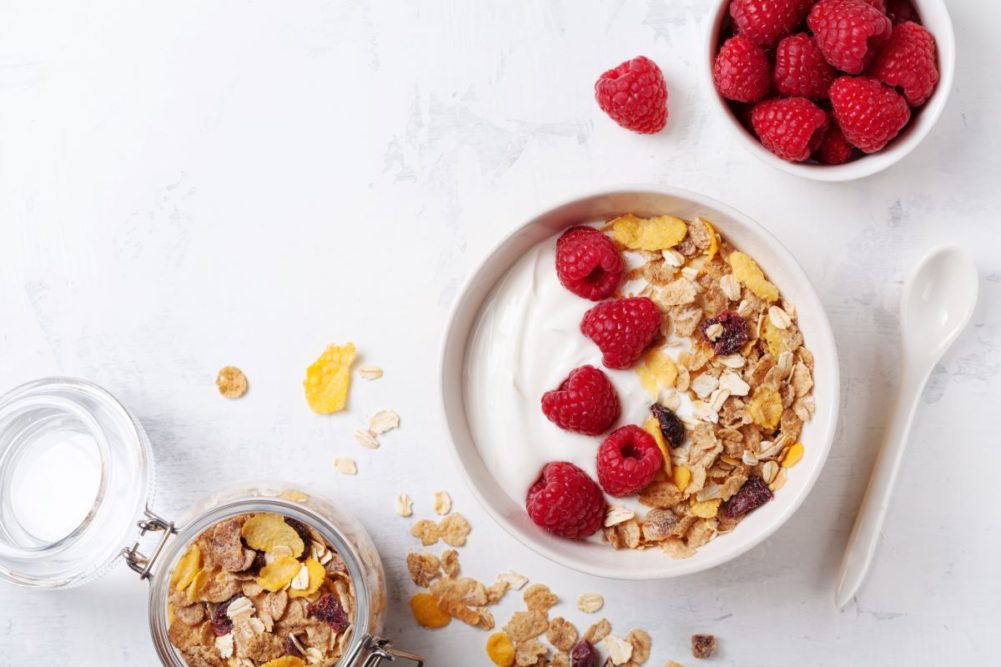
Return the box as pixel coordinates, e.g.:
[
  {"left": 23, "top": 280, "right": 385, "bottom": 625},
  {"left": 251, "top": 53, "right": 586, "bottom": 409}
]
[{"left": 0, "top": 377, "right": 153, "bottom": 588}]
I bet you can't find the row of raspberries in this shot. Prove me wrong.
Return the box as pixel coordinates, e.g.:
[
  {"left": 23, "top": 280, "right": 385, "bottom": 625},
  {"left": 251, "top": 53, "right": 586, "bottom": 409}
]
[{"left": 713, "top": 0, "right": 938, "bottom": 162}]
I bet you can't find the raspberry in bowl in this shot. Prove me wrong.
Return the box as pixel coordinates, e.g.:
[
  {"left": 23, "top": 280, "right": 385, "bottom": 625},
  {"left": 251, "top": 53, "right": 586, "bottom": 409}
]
[
  {"left": 706, "top": 0, "right": 955, "bottom": 180},
  {"left": 440, "top": 188, "right": 839, "bottom": 579}
]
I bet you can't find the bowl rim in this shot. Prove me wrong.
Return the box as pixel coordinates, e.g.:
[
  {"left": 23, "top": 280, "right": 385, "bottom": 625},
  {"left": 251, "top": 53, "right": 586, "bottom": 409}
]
[
  {"left": 703, "top": 0, "right": 956, "bottom": 182},
  {"left": 438, "top": 185, "right": 841, "bottom": 579}
]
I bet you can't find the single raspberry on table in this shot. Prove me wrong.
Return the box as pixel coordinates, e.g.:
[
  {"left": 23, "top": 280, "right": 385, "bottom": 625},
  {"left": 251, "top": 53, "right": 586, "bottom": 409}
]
[
  {"left": 729, "top": 0, "right": 814, "bottom": 48},
  {"left": 713, "top": 35, "right": 771, "bottom": 104},
  {"left": 580, "top": 297, "right": 662, "bottom": 370},
  {"left": 596, "top": 425, "right": 663, "bottom": 497},
  {"left": 807, "top": 0, "right": 892, "bottom": 75},
  {"left": 829, "top": 76, "right": 910, "bottom": 153},
  {"left": 750, "top": 97, "right": 829, "bottom": 163},
  {"left": 594, "top": 56, "right": 668, "bottom": 134},
  {"left": 541, "top": 365, "right": 620, "bottom": 436},
  {"left": 701, "top": 310, "right": 749, "bottom": 355},
  {"left": 555, "top": 226, "right": 623, "bottom": 300},
  {"left": 773, "top": 33, "right": 837, "bottom": 99},
  {"left": 526, "top": 462, "right": 606, "bottom": 539},
  {"left": 869, "top": 21, "right": 939, "bottom": 106},
  {"left": 815, "top": 123, "right": 856, "bottom": 164}
]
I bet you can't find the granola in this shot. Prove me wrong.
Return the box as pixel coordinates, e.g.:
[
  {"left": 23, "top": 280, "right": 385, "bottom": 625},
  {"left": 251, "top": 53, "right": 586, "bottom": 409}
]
[{"left": 166, "top": 513, "right": 355, "bottom": 667}]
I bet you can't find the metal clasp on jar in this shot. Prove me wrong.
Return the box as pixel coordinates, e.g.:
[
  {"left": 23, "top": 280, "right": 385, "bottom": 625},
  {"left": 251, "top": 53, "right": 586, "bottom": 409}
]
[
  {"left": 121, "top": 507, "right": 176, "bottom": 580},
  {"left": 343, "top": 636, "right": 424, "bottom": 666}
]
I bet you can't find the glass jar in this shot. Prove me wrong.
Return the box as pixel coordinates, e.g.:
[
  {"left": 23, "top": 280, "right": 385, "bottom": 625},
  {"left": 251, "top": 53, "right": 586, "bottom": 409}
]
[{"left": 0, "top": 377, "right": 422, "bottom": 666}]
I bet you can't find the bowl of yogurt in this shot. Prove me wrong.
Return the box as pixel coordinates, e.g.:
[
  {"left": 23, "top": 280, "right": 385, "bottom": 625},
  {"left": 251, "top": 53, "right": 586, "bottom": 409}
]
[{"left": 440, "top": 187, "right": 839, "bottom": 579}]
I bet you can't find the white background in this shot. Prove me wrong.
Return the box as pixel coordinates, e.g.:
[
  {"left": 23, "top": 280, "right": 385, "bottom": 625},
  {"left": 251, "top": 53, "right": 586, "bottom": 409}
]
[{"left": 1, "top": 1, "right": 999, "bottom": 665}]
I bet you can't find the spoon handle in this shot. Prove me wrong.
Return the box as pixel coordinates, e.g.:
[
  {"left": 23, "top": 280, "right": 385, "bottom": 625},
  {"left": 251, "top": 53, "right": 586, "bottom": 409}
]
[{"left": 835, "top": 365, "right": 931, "bottom": 608}]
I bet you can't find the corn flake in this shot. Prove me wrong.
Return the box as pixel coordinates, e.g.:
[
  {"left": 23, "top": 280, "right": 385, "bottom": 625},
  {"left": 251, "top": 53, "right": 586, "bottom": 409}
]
[
  {"left": 262, "top": 657, "right": 306, "bottom": 667},
  {"left": 673, "top": 465, "right": 692, "bottom": 493},
  {"left": 288, "top": 558, "right": 326, "bottom": 598},
  {"left": 241, "top": 513, "right": 306, "bottom": 558},
  {"left": 610, "top": 214, "right": 688, "bottom": 251},
  {"left": 216, "top": 366, "right": 248, "bottom": 399},
  {"left": 781, "top": 442, "right": 804, "bottom": 468},
  {"left": 304, "top": 342, "right": 356, "bottom": 414},
  {"left": 410, "top": 592, "right": 452, "bottom": 629},
  {"left": 748, "top": 386, "right": 783, "bottom": 430},
  {"left": 171, "top": 543, "right": 202, "bottom": 591},
  {"left": 257, "top": 555, "right": 302, "bottom": 592},
  {"left": 729, "top": 252, "right": 778, "bottom": 302},
  {"left": 185, "top": 569, "right": 208, "bottom": 603},
  {"left": 486, "top": 632, "right": 516, "bottom": 667},
  {"left": 636, "top": 349, "right": 678, "bottom": 399},
  {"left": 703, "top": 219, "right": 719, "bottom": 260},
  {"left": 690, "top": 498, "right": 721, "bottom": 519},
  {"left": 643, "top": 417, "right": 673, "bottom": 477}
]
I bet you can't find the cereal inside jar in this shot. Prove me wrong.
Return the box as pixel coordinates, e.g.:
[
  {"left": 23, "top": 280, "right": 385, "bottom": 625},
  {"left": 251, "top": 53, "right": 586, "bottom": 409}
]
[{"left": 166, "top": 512, "right": 356, "bottom": 667}]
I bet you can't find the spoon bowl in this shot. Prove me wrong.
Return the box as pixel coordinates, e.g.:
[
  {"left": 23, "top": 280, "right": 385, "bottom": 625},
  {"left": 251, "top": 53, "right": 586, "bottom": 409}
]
[{"left": 902, "top": 247, "right": 979, "bottom": 360}]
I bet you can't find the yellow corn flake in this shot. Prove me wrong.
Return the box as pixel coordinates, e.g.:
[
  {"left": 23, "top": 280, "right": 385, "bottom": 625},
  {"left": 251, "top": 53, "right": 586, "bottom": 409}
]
[
  {"left": 673, "top": 465, "right": 691, "bottom": 492},
  {"left": 241, "top": 513, "right": 306, "bottom": 558},
  {"left": 186, "top": 569, "right": 208, "bottom": 603},
  {"left": 761, "top": 316, "right": 787, "bottom": 357},
  {"left": 171, "top": 543, "right": 202, "bottom": 591},
  {"left": 486, "top": 632, "right": 516, "bottom": 667},
  {"left": 610, "top": 214, "right": 688, "bottom": 251},
  {"left": 703, "top": 219, "right": 719, "bottom": 260},
  {"left": 690, "top": 498, "right": 722, "bottom": 518},
  {"left": 410, "top": 592, "right": 452, "bottom": 629},
  {"left": 635, "top": 349, "right": 678, "bottom": 399},
  {"left": 729, "top": 251, "right": 778, "bottom": 302},
  {"left": 643, "top": 417, "right": 672, "bottom": 476},
  {"left": 288, "top": 558, "right": 327, "bottom": 598},
  {"left": 748, "top": 386, "right": 783, "bottom": 430},
  {"left": 257, "top": 555, "right": 302, "bottom": 592},
  {"left": 262, "top": 658, "right": 306, "bottom": 667},
  {"left": 781, "top": 442, "right": 804, "bottom": 468},
  {"left": 304, "top": 342, "right": 357, "bottom": 414}
]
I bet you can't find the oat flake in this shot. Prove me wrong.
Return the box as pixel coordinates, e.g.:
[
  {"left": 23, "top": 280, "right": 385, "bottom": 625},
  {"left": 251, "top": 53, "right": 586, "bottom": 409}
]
[
  {"left": 576, "top": 592, "right": 604, "bottom": 613},
  {"left": 333, "top": 457, "right": 357, "bottom": 475}
]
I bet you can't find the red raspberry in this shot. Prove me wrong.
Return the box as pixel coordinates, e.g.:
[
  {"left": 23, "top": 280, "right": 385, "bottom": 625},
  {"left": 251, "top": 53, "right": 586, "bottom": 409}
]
[
  {"left": 886, "top": 0, "right": 920, "bottom": 24},
  {"left": 555, "top": 226, "right": 623, "bottom": 300},
  {"left": 713, "top": 35, "right": 771, "bottom": 104},
  {"left": 750, "top": 97, "right": 829, "bottom": 162},
  {"left": 525, "top": 462, "right": 605, "bottom": 539},
  {"left": 773, "top": 33, "right": 837, "bottom": 99},
  {"left": 815, "top": 123, "right": 856, "bottom": 164},
  {"left": 829, "top": 76, "right": 910, "bottom": 152},
  {"left": 541, "top": 365, "right": 620, "bottom": 436},
  {"left": 729, "top": 0, "right": 814, "bottom": 48},
  {"left": 869, "top": 21, "right": 938, "bottom": 106},
  {"left": 807, "top": 0, "right": 892, "bottom": 75},
  {"left": 594, "top": 56, "right": 668, "bottom": 134},
  {"left": 859, "top": 0, "right": 886, "bottom": 10},
  {"left": 596, "top": 425, "right": 663, "bottom": 497},
  {"left": 580, "top": 297, "right": 661, "bottom": 370}
]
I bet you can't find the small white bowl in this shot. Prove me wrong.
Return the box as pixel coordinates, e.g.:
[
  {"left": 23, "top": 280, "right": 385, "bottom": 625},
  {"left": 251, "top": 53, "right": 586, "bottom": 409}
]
[
  {"left": 705, "top": 0, "right": 956, "bottom": 181},
  {"left": 440, "top": 187, "right": 840, "bottom": 579}
]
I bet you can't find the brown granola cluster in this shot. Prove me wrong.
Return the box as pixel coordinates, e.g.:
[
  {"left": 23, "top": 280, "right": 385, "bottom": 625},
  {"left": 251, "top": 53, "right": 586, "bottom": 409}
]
[
  {"left": 601, "top": 215, "right": 816, "bottom": 558},
  {"left": 166, "top": 513, "right": 355, "bottom": 667}
]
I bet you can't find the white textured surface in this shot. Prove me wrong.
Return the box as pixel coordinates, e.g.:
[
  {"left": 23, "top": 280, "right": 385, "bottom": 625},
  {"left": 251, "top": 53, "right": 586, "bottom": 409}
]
[{"left": 0, "top": 1, "right": 999, "bottom": 665}]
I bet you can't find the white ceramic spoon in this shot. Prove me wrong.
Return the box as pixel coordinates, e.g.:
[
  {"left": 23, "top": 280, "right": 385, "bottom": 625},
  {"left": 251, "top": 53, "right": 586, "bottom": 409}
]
[{"left": 835, "top": 246, "right": 979, "bottom": 609}]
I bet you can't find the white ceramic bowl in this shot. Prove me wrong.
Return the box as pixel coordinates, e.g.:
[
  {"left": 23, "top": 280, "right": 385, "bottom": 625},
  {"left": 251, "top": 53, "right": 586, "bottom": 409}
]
[
  {"left": 440, "top": 187, "right": 840, "bottom": 579},
  {"left": 705, "top": 0, "right": 955, "bottom": 181}
]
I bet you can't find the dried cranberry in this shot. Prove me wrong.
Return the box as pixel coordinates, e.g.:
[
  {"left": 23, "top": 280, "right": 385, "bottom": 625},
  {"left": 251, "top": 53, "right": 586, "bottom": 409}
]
[
  {"left": 284, "top": 517, "right": 313, "bottom": 558},
  {"left": 691, "top": 634, "right": 718, "bottom": 659},
  {"left": 284, "top": 634, "right": 303, "bottom": 658},
  {"left": 650, "top": 404, "right": 686, "bottom": 448},
  {"left": 723, "top": 476, "right": 773, "bottom": 518},
  {"left": 571, "top": 640, "right": 598, "bottom": 667},
  {"left": 700, "top": 310, "right": 748, "bottom": 355},
  {"left": 308, "top": 593, "right": 348, "bottom": 632},
  {"left": 211, "top": 596, "right": 240, "bottom": 636}
]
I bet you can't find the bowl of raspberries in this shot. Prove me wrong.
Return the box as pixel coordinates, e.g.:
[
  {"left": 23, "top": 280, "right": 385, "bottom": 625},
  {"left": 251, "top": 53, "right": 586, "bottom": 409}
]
[{"left": 707, "top": 0, "right": 954, "bottom": 180}]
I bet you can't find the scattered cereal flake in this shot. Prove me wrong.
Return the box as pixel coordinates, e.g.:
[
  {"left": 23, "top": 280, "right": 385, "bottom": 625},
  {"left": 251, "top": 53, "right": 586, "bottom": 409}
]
[
  {"left": 410, "top": 519, "right": 439, "bottom": 546},
  {"left": 642, "top": 417, "right": 673, "bottom": 476},
  {"left": 303, "top": 342, "right": 356, "bottom": 414},
  {"left": 279, "top": 489, "right": 310, "bottom": 503},
  {"left": 353, "top": 429, "right": 379, "bottom": 449},
  {"left": 547, "top": 617, "right": 579, "bottom": 652},
  {"left": 576, "top": 592, "right": 604, "bottom": 614},
  {"left": 215, "top": 633, "right": 234, "bottom": 659},
  {"left": 395, "top": 493, "right": 414, "bottom": 518},
  {"left": 406, "top": 552, "right": 441, "bottom": 587},
  {"left": 781, "top": 442, "right": 804, "bottom": 468},
  {"left": 441, "top": 549, "right": 460, "bottom": 578},
  {"left": 747, "top": 386, "right": 783, "bottom": 430},
  {"left": 610, "top": 214, "right": 688, "bottom": 251},
  {"left": 439, "top": 513, "right": 471, "bottom": 547},
  {"left": 636, "top": 349, "right": 678, "bottom": 399},
  {"left": 241, "top": 514, "right": 305, "bottom": 558},
  {"left": 216, "top": 366, "right": 248, "bottom": 399},
  {"left": 433, "top": 490, "right": 452, "bottom": 516},
  {"left": 257, "top": 555, "right": 301, "bottom": 592},
  {"left": 410, "top": 592, "right": 451, "bottom": 629},
  {"left": 627, "top": 629, "right": 652, "bottom": 664},
  {"left": 288, "top": 559, "right": 326, "bottom": 598},
  {"left": 768, "top": 305, "right": 792, "bottom": 329},
  {"left": 583, "top": 618, "right": 611, "bottom": 644},
  {"left": 171, "top": 543, "right": 202, "bottom": 591},
  {"left": 358, "top": 364, "right": 383, "bottom": 380},
  {"left": 604, "top": 505, "right": 636, "bottom": 528},
  {"left": 514, "top": 639, "right": 549, "bottom": 667},
  {"left": 673, "top": 466, "right": 692, "bottom": 493},
  {"left": 603, "top": 633, "right": 634, "bottom": 665},
  {"left": 523, "top": 583, "right": 558, "bottom": 612},
  {"left": 691, "top": 634, "right": 717, "bottom": 659},
  {"left": 690, "top": 498, "right": 722, "bottom": 519},
  {"left": 368, "top": 409, "right": 400, "bottom": 435},
  {"left": 333, "top": 457, "right": 358, "bottom": 475},
  {"left": 262, "top": 657, "right": 306, "bottom": 667},
  {"left": 667, "top": 661, "right": 686, "bottom": 667},
  {"left": 729, "top": 251, "right": 778, "bottom": 302},
  {"left": 486, "top": 632, "right": 516, "bottom": 667},
  {"left": 504, "top": 610, "right": 549, "bottom": 643},
  {"left": 497, "top": 571, "right": 529, "bottom": 590}
]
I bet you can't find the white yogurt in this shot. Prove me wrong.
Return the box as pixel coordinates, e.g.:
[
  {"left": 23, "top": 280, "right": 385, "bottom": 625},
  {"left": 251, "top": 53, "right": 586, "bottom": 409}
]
[{"left": 463, "top": 230, "right": 693, "bottom": 509}]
